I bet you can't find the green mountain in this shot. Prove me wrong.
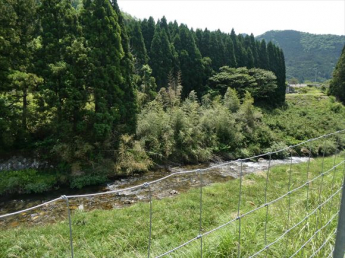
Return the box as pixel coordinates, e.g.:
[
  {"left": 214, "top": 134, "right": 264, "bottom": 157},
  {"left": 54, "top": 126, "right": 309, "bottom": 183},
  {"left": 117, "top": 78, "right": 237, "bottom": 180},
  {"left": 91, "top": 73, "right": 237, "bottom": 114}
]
[{"left": 256, "top": 30, "right": 345, "bottom": 82}]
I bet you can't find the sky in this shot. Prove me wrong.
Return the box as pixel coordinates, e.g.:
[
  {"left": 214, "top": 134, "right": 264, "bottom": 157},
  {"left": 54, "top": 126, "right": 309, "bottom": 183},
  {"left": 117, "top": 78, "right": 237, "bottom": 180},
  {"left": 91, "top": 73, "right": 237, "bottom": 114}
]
[{"left": 118, "top": 0, "right": 345, "bottom": 37}]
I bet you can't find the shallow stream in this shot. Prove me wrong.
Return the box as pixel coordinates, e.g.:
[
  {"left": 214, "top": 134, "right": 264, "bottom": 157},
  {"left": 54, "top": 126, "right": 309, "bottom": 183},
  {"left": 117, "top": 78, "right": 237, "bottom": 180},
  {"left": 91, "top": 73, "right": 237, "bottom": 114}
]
[{"left": 0, "top": 157, "right": 309, "bottom": 229}]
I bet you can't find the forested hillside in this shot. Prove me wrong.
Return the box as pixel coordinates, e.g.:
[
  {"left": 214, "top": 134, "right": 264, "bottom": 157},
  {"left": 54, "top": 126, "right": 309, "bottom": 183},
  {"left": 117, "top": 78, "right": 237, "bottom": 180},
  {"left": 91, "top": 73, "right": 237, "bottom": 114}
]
[
  {"left": 257, "top": 30, "right": 345, "bottom": 82},
  {"left": 125, "top": 15, "right": 286, "bottom": 102},
  {"left": 0, "top": 0, "right": 288, "bottom": 191}
]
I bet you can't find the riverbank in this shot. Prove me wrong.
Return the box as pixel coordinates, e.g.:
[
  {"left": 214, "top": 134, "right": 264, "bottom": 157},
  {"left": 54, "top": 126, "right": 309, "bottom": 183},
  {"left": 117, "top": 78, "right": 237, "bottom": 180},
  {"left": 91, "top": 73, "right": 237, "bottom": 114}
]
[
  {"left": 0, "top": 155, "right": 343, "bottom": 257},
  {"left": 0, "top": 157, "right": 308, "bottom": 228},
  {"left": 1, "top": 89, "right": 345, "bottom": 198}
]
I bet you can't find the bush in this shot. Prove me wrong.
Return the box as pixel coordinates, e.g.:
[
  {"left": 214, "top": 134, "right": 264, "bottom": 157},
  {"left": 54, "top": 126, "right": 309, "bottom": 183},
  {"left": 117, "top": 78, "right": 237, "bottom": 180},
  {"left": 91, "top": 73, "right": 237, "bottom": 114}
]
[
  {"left": 264, "top": 141, "right": 290, "bottom": 159},
  {"left": 0, "top": 169, "right": 58, "bottom": 195},
  {"left": 69, "top": 174, "right": 107, "bottom": 189}
]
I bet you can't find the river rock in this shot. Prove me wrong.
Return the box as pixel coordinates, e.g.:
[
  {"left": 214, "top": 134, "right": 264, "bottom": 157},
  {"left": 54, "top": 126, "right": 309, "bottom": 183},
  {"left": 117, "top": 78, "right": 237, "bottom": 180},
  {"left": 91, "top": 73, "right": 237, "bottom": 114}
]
[
  {"left": 0, "top": 156, "right": 50, "bottom": 171},
  {"left": 169, "top": 190, "right": 179, "bottom": 195}
]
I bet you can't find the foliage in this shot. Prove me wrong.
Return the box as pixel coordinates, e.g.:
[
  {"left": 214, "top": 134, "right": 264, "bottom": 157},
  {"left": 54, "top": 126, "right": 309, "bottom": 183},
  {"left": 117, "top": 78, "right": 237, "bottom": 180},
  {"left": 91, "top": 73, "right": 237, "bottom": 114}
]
[
  {"left": 0, "top": 0, "right": 137, "bottom": 181},
  {"left": 209, "top": 66, "right": 277, "bottom": 100},
  {"left": 262, "top": 91, "right": 345, "bottom": 148},
  {"left": 257, "top": 30, "right": 345, "bottom": 82},
  {"left": 0, "top": 169, "right": 59, "bottom": 194},
  {"left": 137, "top": 85, "right": 274, "bottom": 163},
  {"left": 329, "top": 45, "right": 345, "bottom": 104},
  {"left": 0, "top": 156, "right": 342, "bottom": 257},
  {"left": 115, "top": 134, "right": 153, "bottom": 175}
]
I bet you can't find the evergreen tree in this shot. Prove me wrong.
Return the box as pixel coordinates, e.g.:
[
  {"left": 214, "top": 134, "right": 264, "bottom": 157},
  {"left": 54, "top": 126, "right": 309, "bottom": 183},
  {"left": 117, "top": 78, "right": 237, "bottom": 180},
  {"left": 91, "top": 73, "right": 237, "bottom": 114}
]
[
  {"left": 129, "top": 22, "right": 148, "bottom": 72},
  {"left": 81, "top": 0, "right": 136, "bottom": 146},
  {"left": 0, "top": 0, "right": 40, "bottom": 148},
  {"left": 249, "top": 34, "right": 259, "bottom": 67},
  {"left": 199, "top": 28, "right": 211, "bottom": 58},
  {"left": 111, "top": 0, "right": 137, "bottom": 134},
  {"left": 246, "top": 48, "right": 255, "bottom": 68},
  {"left": 175, "top": 24, "right": 204, "bottom": 97},
  {"left": 149, "top": 28, "right": 175, "bottom": 89},
  {"left": 168, "top": 20, "right": 179, "bottom": 39},
  {"left": 329, "top": 45, "right": 345, "bottom": 103},
  {"left": 158, "top": 16, "right": 170, "bottom": 39},
  {"left": 38, "top": 0, "right": 80, "bottom": 117},
  {"left": 141, "top": 16, "right": 155, "bottom": 56},
  {"left": 258, "top": 40, "right": 269, "bottom": 70},
  {"left": 224, "top": 37, "right": 237, "bottom": 67}
]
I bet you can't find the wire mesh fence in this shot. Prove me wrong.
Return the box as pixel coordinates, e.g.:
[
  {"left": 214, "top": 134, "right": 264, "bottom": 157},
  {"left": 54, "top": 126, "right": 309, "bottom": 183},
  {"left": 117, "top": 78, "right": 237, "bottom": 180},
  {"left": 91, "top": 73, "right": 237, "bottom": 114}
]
[{"left": 1, "top": 130, "right": 345, "bottom": 257}]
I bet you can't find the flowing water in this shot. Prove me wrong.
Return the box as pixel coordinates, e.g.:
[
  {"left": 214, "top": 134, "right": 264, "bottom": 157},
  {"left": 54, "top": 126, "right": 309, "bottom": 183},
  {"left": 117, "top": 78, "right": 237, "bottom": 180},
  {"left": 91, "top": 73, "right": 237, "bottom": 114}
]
[{"left": 0, "top": 157, "right": 309, "bottom": 229}]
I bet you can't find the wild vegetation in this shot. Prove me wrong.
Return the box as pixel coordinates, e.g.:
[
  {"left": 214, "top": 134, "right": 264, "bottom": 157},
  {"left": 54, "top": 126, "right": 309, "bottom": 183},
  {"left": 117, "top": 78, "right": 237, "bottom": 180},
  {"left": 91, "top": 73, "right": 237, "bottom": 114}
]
[
  {"left": 0, "top": 0, "right": 344, "bottom": 196},
  {"left": 0, "top": 0, "right": 287, "bottom": 192},
  {"left": 257, "top": 30, "right": 345, "bottom": 82},
  {"left": 329, "top": 45, "right": 345, "bottom": 104},
  {"left": 0, "top": 155, "right": 343, "bottom": 257}
]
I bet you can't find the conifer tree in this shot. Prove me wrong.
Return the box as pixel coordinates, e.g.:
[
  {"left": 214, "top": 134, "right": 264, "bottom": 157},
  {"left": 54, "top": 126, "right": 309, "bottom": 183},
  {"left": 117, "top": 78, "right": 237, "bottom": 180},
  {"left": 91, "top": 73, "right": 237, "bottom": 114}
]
[
  {"left": 246, "top": 48, "right": 255, "bottom": 68},
  {"left": 329, "top": 45, "right": 345, "bottom": 104},
  {"left": 225, "top": 37, "right": 237, "bottom": 67},
  {"left": 249, "top": 34, "right": 259, "bottom": 67},
  {"left": 0, "top": 0, "right": 40, "bottom": 148},
  {"left": 175, "top": 24, "right": 204, "bottom": 97},
  {"left": 81, "top": 0, "right": 136, "bottom": 145},
  {"left": 258, "top": 40, "right": 269, "bottom": 70},
  {"left": 141, "top": 17, "right": 155, "bottom": 56},
  {"left": 130, "top": 22, "right": 148, "bottom": 72},
  {"left": 38, "top": 0, "right": 80, "bottom": 121},
  {"left": 149, "top": 28, "right": 176, "bottom": 89}
]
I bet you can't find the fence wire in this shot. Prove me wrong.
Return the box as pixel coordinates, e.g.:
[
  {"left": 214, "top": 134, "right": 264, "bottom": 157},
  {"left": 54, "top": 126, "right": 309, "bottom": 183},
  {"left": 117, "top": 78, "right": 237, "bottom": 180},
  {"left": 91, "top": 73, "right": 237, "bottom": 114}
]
[{"left": 1, "top": 129, "right": 345, "bottom": 258}]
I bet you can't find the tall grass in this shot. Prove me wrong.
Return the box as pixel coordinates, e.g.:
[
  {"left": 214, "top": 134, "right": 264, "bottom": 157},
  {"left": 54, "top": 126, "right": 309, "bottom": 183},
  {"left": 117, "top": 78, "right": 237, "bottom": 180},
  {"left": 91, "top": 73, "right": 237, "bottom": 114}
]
[{"left": 0, "top": 154, "right": 344, "bottom": 257}]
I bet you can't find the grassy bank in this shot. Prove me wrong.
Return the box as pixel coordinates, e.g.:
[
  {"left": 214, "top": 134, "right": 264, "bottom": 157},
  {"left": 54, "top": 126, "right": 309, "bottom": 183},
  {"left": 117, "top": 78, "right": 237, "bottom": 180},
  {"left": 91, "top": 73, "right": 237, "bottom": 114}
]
[
  {"left": 1, "top": 154, "right": 344, "bottom": 257},
  {"left": 263, "top": 89, "right": 345, "bottom": 145},
  {"left": 1, "top": 88, "right": 345, "bottom": 196}
]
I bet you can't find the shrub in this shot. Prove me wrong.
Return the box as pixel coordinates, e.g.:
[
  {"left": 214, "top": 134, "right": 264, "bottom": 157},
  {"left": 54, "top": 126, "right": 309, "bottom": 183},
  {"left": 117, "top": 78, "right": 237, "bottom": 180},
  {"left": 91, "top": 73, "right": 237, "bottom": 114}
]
[{"left": 0, "top": 169, "right": 58, "bottom": 195}]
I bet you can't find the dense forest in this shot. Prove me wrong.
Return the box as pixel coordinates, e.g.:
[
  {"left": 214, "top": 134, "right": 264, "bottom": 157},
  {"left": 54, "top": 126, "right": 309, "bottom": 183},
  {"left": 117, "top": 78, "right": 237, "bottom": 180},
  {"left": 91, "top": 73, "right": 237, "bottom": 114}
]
[
  {"left": 257, "top": 30, "right": 345, "bottom": 82},
  {"left": 0, "top": 0, "right": 288, "bottom": 191}
]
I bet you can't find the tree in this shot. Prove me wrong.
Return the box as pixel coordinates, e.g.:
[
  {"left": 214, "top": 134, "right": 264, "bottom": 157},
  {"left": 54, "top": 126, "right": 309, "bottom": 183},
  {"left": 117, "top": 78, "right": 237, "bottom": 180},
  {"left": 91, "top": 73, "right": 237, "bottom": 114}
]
[
  {"left": 224, "top": 37, "right": 237, "bottom": 67},
  {"left": 209, "top": 66, "right": 277, "bottom": 100},
  {"left": 258, "top": 40, "right": 269, "bottom": 70},
  {"left": 0, "top": 0, "right": 40, "bottom": 149},
  {"left": 329, "top": 45, "right": 345, "bottom": 104},
  {"left": 141, "top": 16, "right": 155, "bottom": 56},
  {"left": 149, "top": 28, "right": 175, "bottom": 89},
  {"left": 129, "top": 22, "right": 148, "bottom": 72},
  {"left": 175, "top": 24, "right": 204, "bottom": 97},
  {"left": 81, "top": 0, "right": 136, "bottom": 145}
]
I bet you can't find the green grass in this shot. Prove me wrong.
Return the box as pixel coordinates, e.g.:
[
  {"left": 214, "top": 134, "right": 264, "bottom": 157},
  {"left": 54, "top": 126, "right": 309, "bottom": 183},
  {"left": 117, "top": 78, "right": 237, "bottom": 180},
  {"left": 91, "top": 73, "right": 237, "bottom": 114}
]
[
  {"left": 263, "top": 90, "right": 345, "bottom": 145},
  {"left": 0, "top": 154, "right": 344, "bottom": 257}
]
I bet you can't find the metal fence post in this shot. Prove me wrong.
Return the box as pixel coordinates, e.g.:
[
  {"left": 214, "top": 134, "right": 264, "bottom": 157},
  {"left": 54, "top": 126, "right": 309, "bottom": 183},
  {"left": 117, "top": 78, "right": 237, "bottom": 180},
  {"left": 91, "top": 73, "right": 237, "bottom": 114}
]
[{"left": 333, "top": 155, "right": 345, "bottom": 258}]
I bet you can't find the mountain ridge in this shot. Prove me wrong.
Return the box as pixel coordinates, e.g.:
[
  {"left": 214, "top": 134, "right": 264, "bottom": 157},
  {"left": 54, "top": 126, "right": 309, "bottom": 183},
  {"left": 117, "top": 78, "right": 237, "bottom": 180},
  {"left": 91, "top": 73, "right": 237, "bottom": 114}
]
[{"left": 256, "top": 30, "right": 345, "bottom": 82}]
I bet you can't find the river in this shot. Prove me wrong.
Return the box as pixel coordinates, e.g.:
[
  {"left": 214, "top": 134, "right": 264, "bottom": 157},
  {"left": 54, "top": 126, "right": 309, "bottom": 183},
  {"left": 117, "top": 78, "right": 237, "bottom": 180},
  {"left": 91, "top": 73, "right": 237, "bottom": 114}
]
[{"left": 0, "top": 157, "right": 309, "bottom": 229}]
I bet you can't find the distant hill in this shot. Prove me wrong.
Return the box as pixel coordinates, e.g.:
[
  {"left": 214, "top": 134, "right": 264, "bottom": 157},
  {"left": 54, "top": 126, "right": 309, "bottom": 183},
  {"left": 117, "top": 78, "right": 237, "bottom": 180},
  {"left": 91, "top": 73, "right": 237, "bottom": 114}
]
[{"left": 256, "top": 30, "right": 345, "bottom": 82}]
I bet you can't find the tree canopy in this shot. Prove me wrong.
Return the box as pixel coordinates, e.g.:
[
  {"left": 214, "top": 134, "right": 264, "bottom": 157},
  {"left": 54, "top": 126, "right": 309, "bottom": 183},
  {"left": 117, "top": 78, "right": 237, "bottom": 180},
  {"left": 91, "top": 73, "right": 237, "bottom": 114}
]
[{"left": 329, "top": 45, "right": 345, "bottom": 104}]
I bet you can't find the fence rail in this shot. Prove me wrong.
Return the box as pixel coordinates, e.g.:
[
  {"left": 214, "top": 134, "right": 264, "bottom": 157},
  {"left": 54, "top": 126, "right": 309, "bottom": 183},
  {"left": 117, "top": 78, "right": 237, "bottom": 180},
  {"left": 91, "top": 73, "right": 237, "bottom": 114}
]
[{"left": 1, "top": 129, "right": 345, "bottom": 257}]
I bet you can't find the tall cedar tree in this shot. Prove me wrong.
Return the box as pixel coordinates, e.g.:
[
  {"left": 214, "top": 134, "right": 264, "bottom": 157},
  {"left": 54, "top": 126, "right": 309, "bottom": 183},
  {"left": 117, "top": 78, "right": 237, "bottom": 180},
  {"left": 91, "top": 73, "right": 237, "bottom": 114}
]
[
  {"left": 329, "top": 45, "right": 345, "bottom": 103},
  {"left": 81, "top": 0, "right": 136, "bottom": 145},
  {"left": 140, "top": 17, "right": 155, "bottom": 56},
  {"left": 111, "top": 0, "right": 137, "bottom": 134},
  {"left": 38, "top": 0, "right": 83, "bottom": 140},
  {"left": 175, "top": 24, "right": 204, "bottom": 97},
  {"left": 129, "top": 22, "right": 148, "bottom": 72},
  {"left": 149, "top": 27, "right": 175, "bottom": 89},
  {"left": 0, "top": 0, "right": 39, "bottom": 149}
]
